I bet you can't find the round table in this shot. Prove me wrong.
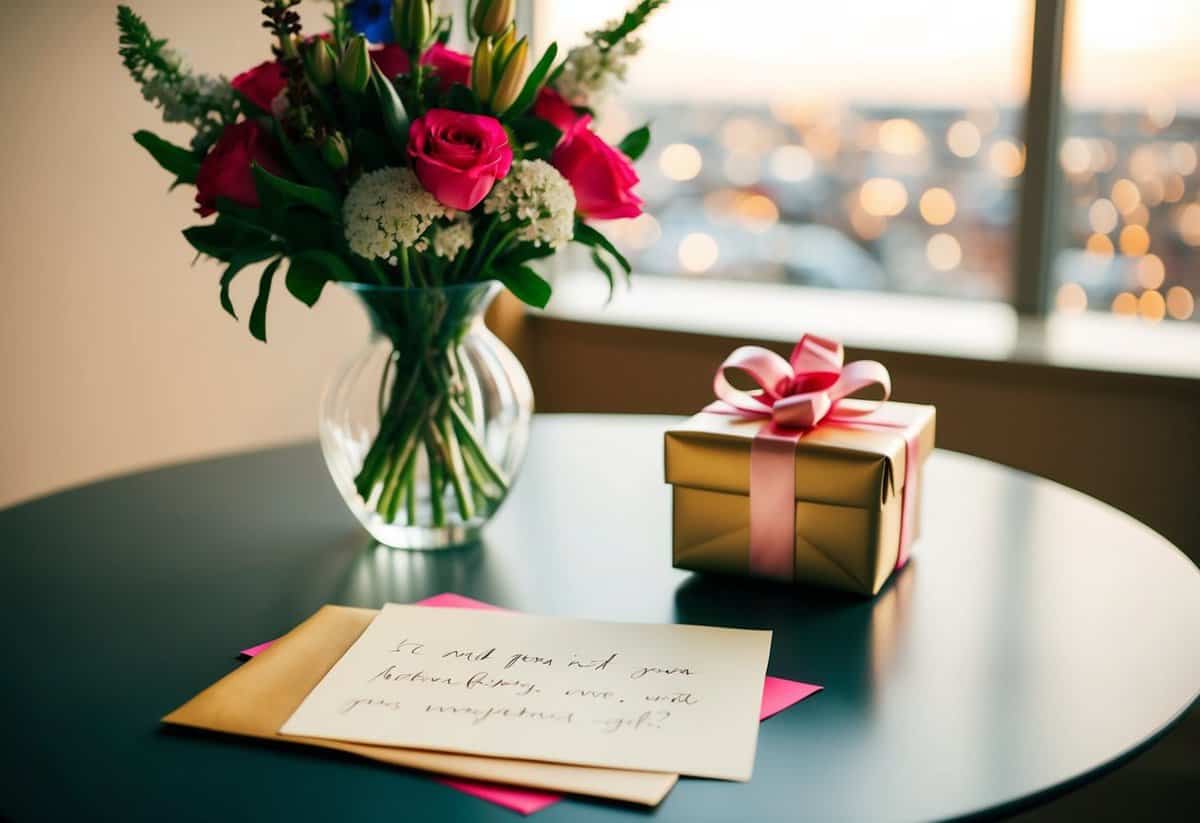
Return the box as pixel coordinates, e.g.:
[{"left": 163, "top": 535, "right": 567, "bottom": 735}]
[{"left": 2, "top": 415, "right": 1198, "bottom": 822}]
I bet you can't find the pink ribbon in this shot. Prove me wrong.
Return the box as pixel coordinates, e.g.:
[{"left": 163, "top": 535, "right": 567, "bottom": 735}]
[{"left": 704, "top": 334, "right": 920, "bottom": 583}]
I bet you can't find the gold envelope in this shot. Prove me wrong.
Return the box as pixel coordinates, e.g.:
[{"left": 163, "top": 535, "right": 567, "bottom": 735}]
[
  {"left": 162, "top": 605, "right": 678, "bottom": 806},
  {"left": 664, "top": 400, "right": 936, "bottom": 596}
]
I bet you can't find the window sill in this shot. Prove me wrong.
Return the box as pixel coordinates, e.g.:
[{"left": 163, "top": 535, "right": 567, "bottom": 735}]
[{"left": 543, "top": 273, "right": 1200, "bottom": 382}]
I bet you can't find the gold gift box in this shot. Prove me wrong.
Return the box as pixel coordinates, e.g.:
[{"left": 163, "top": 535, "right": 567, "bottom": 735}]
[{"left": 664, "top": 400, "right": 936, "bottom": 596}]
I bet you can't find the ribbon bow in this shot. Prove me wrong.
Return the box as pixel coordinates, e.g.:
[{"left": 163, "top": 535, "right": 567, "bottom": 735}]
[
  {"left": 705, "top": 335, "right": 917, "bottom": 585},
  {"left": 712, "top": 334, "right": 892, "bottom": 430}
]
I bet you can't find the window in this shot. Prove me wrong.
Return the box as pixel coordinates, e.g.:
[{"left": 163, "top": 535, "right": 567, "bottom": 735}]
[
  {"left": 535, "top": 0, "right": 1200, "bottom": 333},
  {"left": 1052, "top": 0, "right": 1199, "bottom": 323}
]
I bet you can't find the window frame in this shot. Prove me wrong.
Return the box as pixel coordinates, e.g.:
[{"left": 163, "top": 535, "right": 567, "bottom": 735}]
[{"left": 528, "top": 0, "right": 1078, "bottom": 318}]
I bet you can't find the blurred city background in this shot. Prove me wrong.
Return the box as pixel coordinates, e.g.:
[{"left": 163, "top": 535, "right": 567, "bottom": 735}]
[{"left": 537, "top": 0, "right": 1199, "bottom": 325}]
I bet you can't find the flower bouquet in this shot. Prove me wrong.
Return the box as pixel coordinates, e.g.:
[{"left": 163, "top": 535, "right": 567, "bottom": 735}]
[{"left": 117, "top": 0, "right": 665, "bottom": 547}]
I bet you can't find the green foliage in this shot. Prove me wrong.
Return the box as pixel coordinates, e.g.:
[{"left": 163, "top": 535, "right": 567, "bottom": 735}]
[
  {"left": 252, "top": 163, "right": 341, "bottom": 219},
  {"left": 509, "top": 116, "right": 562, "bottom": 161},
  {"left": 219, "top": 247, "right": 279, "bottom": 319},
  {"left": 445, "top": 83, "right": 484, "bottom": 114},
  {"left": 274, "top": 122, "right": 340, "bottom": 193},
  {"left": 285, "top": 250, "right": 354, "bottom": 307},
  {"left": 593, "top": 0, "right": 668, "bottom": 51},
  {"left": 183, "top": 217, "right": 272, "bottom": 260},
  {"left": 372, "top": 65, "right": 410, "bottom": 150},
  {"left": 133, "top": 130, "right": 200, "bottom": 184},
  {"left": 495, "top": 264, "right": 552, "bottom": 309},
  {"left": 501, "top": 43, "right": 557, "bottom": 121},
  {"left": 327, "top": 0, "right": 351, "bottom": 49},
  {"left": 249, "top": 258, "right": 284, "bottom": 341},
  {"left": 116, "top": 5, "right": 173, "bottom": 84},
  {"left": 617, "top": 124, "right": 651, "bottom": 161},
  {"left": 574, "top": 219, "right": 631, "bottom": 298},
  {"left": 118, "top": 6, "right": 237, "bottom": 152}
]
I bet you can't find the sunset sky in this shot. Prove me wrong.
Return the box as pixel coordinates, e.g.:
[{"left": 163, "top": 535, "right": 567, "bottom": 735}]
[{"left": 538, "top": 0, "right": 1200, "bottom": 112}]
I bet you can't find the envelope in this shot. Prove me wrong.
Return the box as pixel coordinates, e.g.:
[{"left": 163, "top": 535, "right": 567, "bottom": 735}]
[{"left": 162, "top": 604, "right": 678, "bottom": 806}]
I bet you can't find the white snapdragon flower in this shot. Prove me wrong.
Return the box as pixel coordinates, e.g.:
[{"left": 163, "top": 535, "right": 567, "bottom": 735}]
[
  {"left": 555, "top": 31, "right": 643, "bottom": 106},
  {"left": 431, "top": 215, "right": 474, "bottom": 260},
  {"left": 483, "top": 160, "right": 576, "bottom": 250},
  {"left": 343, "top": 167, "right": 452, "bottom": 261}
]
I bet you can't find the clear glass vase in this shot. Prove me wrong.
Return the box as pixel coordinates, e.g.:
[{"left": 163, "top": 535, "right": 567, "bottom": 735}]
[{"left": 319, "top": 282, "right": 533, "bottom": 549}]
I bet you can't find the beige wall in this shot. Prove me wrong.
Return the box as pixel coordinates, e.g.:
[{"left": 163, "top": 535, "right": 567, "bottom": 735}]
[{"left": 0, "top": 1, "right": 368, "bottom": 508}]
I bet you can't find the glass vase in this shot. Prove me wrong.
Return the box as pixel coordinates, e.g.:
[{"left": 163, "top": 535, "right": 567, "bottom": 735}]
[{"left": 319, "top": 282, "right": 533, "bottom": 549}]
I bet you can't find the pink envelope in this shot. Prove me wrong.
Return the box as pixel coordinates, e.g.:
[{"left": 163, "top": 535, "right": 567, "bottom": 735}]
[{"left": 241, "top": 593, "right": 822, "bottom": 815}]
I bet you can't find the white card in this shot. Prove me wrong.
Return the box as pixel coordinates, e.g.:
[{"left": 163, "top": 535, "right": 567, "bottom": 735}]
[{"left": 280, "top": 604, "right": 772, "bottom": 781}]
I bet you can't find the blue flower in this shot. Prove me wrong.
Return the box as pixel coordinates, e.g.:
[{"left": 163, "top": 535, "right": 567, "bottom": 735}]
[{"left": 349, "top": 0, "right": 394, "bottom": 44}]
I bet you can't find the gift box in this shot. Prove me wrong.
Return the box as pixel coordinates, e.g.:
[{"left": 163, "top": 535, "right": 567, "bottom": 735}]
[{"left": 664, "top": 336, "right": 936, "bottom": 596}]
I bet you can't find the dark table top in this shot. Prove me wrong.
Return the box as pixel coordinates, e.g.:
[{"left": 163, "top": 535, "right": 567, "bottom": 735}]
[{"left": 2, "top": 414, "right": 1198, "bottom": 823}]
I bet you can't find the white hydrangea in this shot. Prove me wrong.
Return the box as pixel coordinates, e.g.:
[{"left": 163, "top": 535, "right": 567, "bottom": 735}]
[
  {"left": 554, "top": 33, "right": 643, "bottom": 106},
  {"left": 483, "top": 160, "right": 576, "bottom": 250},
  {"left": 343, "top": 167, "right": 451, "bottom": 260},
  {"left": 431, "top": 215, "right": 474, "bottom": 260}
]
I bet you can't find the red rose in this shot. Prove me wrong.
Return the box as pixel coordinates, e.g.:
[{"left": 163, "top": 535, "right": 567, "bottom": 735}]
[
  {"left": 194, "top": 120, "right": 284, "bottom": 217},
  {"left": 371, "top": 44, "right": 411, "bottom": 79},
  {"left": 408, "top": 109, "right": 513, "bottom": 210},
  {"left": 230, "top": 61, "right": 287, "bottom": 112},
  {"left": 420, "top": 43, "right": 472, "bottom": 88},
  {"left": 552, "top": 116, "right": 643, "bottom": 220},
  {"left": 533, "top": 87, "right": 585, "bottom": 137}
]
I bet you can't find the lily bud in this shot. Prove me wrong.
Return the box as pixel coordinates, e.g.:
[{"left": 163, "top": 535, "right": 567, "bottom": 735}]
[
  {"left": 490, "top": 36, "right": 528, "bottom": 115},
  {"left": 472, "top": 0, "right": 513, "bottom": 39},
  {"left": 471, "top": 36, "right": 495, "bottom": 103},
  {"left": 393, "top": 0, "right": 433, "bottom": 51},
  {"left": 493, "top": 23, "right": 517, "bottom": 66},
  {"left": 337, "top": 35, "right": 372, "bottom": 95},
  {"left": 305, "top": 39, "right": 337, "bottom": 87},
  {"left": 320, "top": 132, "right": 350, "bottom": 170}
]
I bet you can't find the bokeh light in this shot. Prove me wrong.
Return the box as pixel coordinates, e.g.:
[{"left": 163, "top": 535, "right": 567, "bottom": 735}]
[
  {"left": 678, "top": 232, "right": 719, "bottom": 272},
  {"left": 919, "top": 188, "right": 956, "bottom": 225},
  {"left": 659, "top": 143, "right": 703, "bottom": 181},
  {"left": 860, "top": 178, "right": 908, "bottom": 217},
  {"left": 926, "top": 233, "right": 962, "bottom": 270}
]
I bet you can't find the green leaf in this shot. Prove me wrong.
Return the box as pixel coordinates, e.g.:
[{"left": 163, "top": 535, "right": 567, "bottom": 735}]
[
  {"left": 182, "top": 217, "right": 271, "bottom": 260},
  {"left": 445, "top": 82, "right": 483, "bottom": 114},
  {"left": 617, "top": 124, "right": 651, "bottom": 161},
  {"left": 510, "top": 116, "right": 562, "bottom": 161},
  {"left": 495, "top": 264, "right": 552, "bottom": 309},
  {"left": 134, "top": 130, "right": 200, "bottom": 184},
  {"left": 497, "top": 243, "right": 556, "bottom": 268},
  {"left": 352, "top": 128, "right": 393, "bottom": 172},
  {"left": 219, "top": 247, "right": 278, "bottom": 319},
  {"left": 274, "top": 122, "right": 340, "bottom": 193},
  {"left": 249, "top": 258, "right": 283, "bottom": 342},
  {"left": 371, "top": 64, "right": 410, "bottom": 149},
  {"left": 590, "top": 249, "right": 615, "bottom": 293},
  {"left": 285, "top": 250, "right": 354, "bottom": 307},
  {"left": 502, "top": 42, "right": 557, "bottom": 121},
  {"left": 573, "top": 220, "right": 631, "bottom": 274},
  {"left": 251, "top": 163, "right": 341, "bottom": 219}
]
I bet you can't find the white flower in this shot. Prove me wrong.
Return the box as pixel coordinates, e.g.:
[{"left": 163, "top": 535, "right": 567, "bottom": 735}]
[
  {"left": 343, "top": 167, "right": 452, "bottom": 260},
  {"left": 431, "top": 215, "right": 474, "bottom": 260},
  {"left": 554, "top": 33, "right": 642, "bottom": 106},
  {"left": 483, "top": 160, "right": 575, "bottom": 250}
]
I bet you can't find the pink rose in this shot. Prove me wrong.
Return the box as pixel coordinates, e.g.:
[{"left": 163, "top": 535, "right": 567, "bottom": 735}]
[
  {"left": 371, "top": 44, "right": 411, "bottom": 80},
  {"left": 533, "top": 87, "right": 585, "bottom": 137},
  {"left": 552, "top": 116, "right": 643, "bottom": 220},
  {"left": 408, "top": 109, "right": 513, "bottom": 210},
  {"left": 420, "top": 43, "right": 472, "bottom": 88},
  {"left": 230, "top": 61, "right": 287, "bottom": 112},
  {"left": 194, "top": 120, "right": 284, "bottom": 217}
]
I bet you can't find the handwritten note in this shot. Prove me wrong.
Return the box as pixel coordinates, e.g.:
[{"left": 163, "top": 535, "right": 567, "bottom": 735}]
[{"left": 280, "top": 604, "right": 772, "bottom": 781}]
